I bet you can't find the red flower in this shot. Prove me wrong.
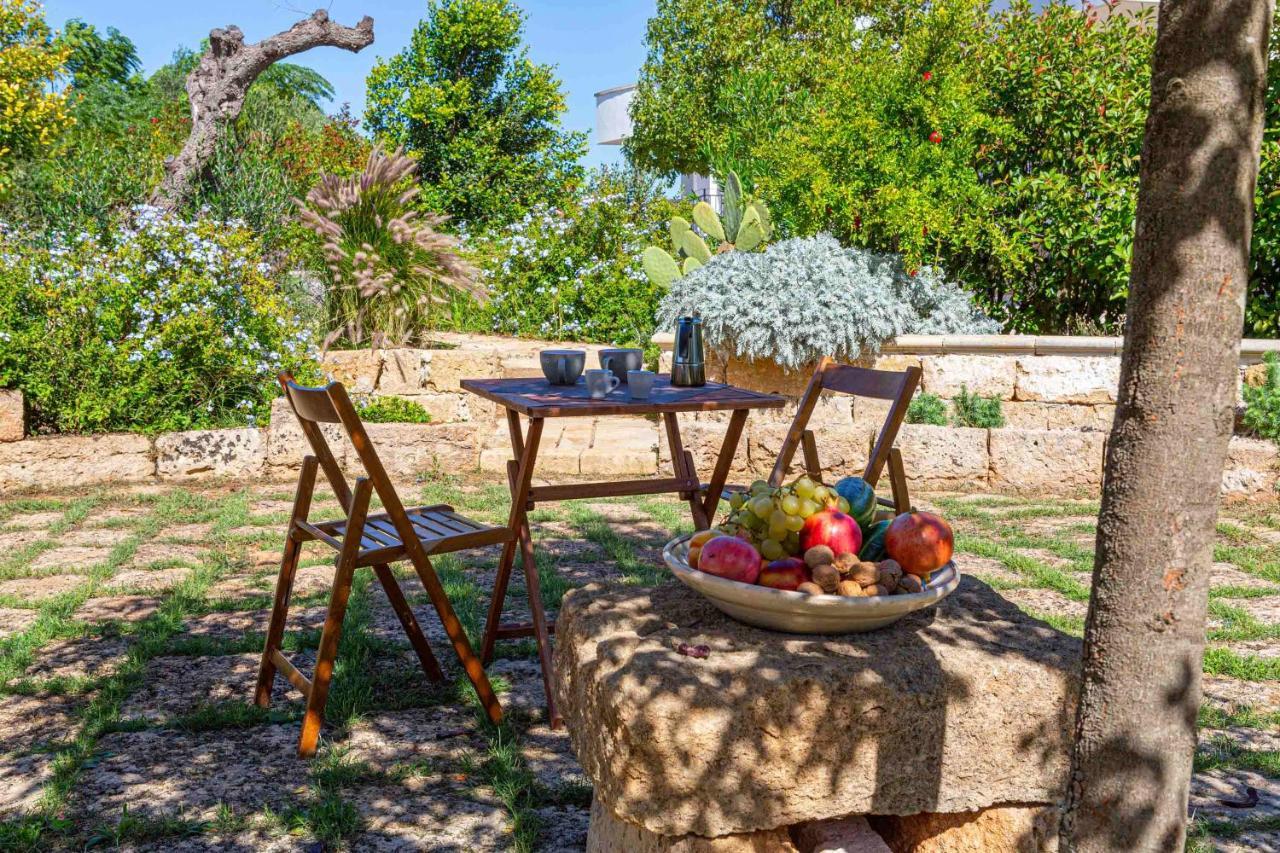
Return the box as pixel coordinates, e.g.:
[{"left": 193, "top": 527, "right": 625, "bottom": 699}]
[
  {"left": 150, "top": 117, "right": 159, "bottom": 124},
  {"left": 854, "top": 214, "right": 862, "bottom": 231},
  {"left": 922, "top": 226, "right": 929, "bottom": 237},
  {"left": 922, "top": 71, "right": 933, "bottom": 82},
  {"left": 929, "top": 130, "right": 942, "bottom": 144}
]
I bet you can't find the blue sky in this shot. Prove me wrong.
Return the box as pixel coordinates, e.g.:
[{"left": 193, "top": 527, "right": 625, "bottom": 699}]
[{"left": 41, "top": 0, "right": 654, "bottom": 169}]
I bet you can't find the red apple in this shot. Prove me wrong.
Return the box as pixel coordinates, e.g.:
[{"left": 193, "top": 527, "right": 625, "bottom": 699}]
[
  {"left": 800, "top": 509, "right": 863, "bottom": 557},
  {"left": 697, "top": 536, "right": 762, "bottom": 584},
  {"left": 758, "top": 557, "right": 809, "bottom": 591},
  {"left": 885, "top": 512, "right": 954, "bottom": 576}
]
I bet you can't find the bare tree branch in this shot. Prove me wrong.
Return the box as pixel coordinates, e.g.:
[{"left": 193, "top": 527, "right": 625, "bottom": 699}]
[{"left": 150, "top": 9, "right": 374, "bottom": 209}]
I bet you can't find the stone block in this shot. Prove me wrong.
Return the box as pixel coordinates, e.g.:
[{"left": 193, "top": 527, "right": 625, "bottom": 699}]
[
  {"left": 555, "top": 579, "right": 1080, "bottom": 838},
  {"left": 989, "top": 429, "right": 1105, "bottom": 495},
  {"left": 426, "top": 350, "right": 499, "bottom": 393},
  {"left": 921, "top": 355, "right": 1017, "bottom": 399},
  {"left": 586, "top": 797, "right": 798, "bottom": 852},
  {"left": 266, "top": 397, "right": 348, "bottom": 469},
  {"left": 1032, "top": 336, "right": 1120, "bottom": 356},
  {"left": 793, "top": 815, "right": 891, "bottom": 852},
  {"left": 0, "top": 433, "right": 153, "bottom": 492},
  {"left": 871, "top": 353, "right": 923, "bottom": 372},
  {"left": 723, "top": 355, "right": 815, "bottom": 398},
  {"left": 580, "top": 447, "right": 658, "bottom": 477},
  {"left": 500, "top": 356, "right": 545, "bottom": 379},
  {"left": 750, "top": 422, "right": 874, "bottom": 482},
  {"left": 1221, "top": 436, "right": 1279, "bottom": 497},
  {"left": 156, "top": 428, "right": 265, "bottom": 480},
  {"left": 1014, "top": 357, "right": 1119, "bottom": 404},
  {"left": 895, "top": 425, "right": 990, "bottom": 490},
  {"left": 377, "top": 349, "right": 429, "bottom": 394},
  {"left": 659, "top": 417, "right": 753, "bottom": 478},
  {"left": 869, "top": 804, "right": 1059, "bottom": 852},
  {"left": 0, "top": 390, "right": 22, "bottom": 442},
  {"left": 1000, "top": 402, "right": 1115, "bottom": 432},
  {"left": 363, "top": 423, "right": 480, "bottom": 477},
  {"left": 398, "top": 393, "right": 469, "bottom": 424},
  {"left": 321, "top": 349, "right": 381, "bottom": 394}
]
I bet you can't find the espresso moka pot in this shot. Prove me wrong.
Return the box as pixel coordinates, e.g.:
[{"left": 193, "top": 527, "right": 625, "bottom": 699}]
[{"left": 671, "top": 314, "right": 706, "bottom": 387}]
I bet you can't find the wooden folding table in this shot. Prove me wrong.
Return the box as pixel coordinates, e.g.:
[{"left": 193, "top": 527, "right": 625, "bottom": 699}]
[{"left": 461, "top": 376, "right": 786, "bottom": 726}]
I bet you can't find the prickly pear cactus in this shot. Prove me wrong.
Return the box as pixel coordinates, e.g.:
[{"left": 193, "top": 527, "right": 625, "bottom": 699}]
[{"left": 640, "top": 170, "right": 774, "bottom": 287}]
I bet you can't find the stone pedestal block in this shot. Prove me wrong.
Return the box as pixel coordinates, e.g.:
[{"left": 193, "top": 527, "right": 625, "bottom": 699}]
[
  {"left": 554, "top": 579, "right": 1080, "bottom": 839},
  {"left": 1221, "top": 436, "right": 1279, "bottom": 497},
  {"left": 794, "top": 815, "right": 892, "bottom": 852},
  {"left": 869, "top": 805, "right": 1059, "bottom": 852},
  {"left": 364, "top": 423, "right": 480, "bottom": 477},
  {"left": 426, "top": 350, "right": 499, "bottom": 393},
  {"left": 156, "top": 428, "right": 265, "bottom": 480},
  {"left": 587, "top": 798, "right": 798, "bottom": 852},
  {"left": 0, "top": 390, "right": 22, "bottom": 442}
]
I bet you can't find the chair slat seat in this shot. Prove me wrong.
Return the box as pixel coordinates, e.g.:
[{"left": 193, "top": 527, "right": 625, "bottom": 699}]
[{"left": 308, "top": 505, "right": 512, "bottom": 566}]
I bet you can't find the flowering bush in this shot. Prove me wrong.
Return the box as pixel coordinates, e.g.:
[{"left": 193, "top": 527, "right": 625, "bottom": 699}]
[
  {"left": 477, "top": 167, "right": 678, "bottom": 346},
  {"left": 656, "top": 234, "right": 998, "bottom": 370},
  {"left": 0, "top": 206, "right": 318, "bottom": 434}
]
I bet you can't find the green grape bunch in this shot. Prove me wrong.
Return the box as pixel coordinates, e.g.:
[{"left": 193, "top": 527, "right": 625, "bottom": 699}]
[{"left": 720, "top": 476, "right": 851, "bottom": 561}]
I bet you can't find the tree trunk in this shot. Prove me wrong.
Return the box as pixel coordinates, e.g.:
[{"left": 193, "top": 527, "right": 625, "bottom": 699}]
[
  {"left": 1061, "top": 1, "right": 1273, "bottom": 851},
  {"left": 150, "top": 10, "right": 374, "bottom": 210}
]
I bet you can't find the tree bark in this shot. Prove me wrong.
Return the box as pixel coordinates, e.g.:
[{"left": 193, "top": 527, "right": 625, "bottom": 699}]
[
  {"left": 1061, "top": 1, "right": 1273, "bottom": 851},
  {"left": 150, "top": 9, "right": 374, "bottom": 210}
]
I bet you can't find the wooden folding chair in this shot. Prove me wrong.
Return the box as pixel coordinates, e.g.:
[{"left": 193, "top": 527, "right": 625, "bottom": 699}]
[
  {"left": 255, "top": 374, "right": 509, "bottom": 757},
  {"left": 768, "top": 357, "right": 922, "bottom": 515}
]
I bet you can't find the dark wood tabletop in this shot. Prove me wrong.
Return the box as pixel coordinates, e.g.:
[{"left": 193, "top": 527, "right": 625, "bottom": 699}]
[{"left": 460, "top": 376, "right": 786, "bottom": 417}]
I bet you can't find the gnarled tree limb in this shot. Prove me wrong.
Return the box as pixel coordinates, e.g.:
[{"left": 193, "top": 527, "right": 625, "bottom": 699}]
[{"left": 151, "top": 9, "right": 374, "bottom": 209}]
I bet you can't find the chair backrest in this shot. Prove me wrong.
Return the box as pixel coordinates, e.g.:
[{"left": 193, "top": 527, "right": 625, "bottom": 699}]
[
  {"left": 768, "top": 356, "right": 922, "bottom": 488},
  {"left": 278, "top": 373, "right": 411, "bottom": 523}
]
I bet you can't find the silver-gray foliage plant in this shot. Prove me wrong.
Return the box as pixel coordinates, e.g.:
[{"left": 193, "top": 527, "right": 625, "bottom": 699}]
[{"left": 656, "top": 233, "right": 999, "bottom": 370}]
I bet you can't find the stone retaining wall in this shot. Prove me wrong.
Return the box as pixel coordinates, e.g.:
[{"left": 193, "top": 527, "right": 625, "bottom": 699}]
[{"left": 0, "top": 332, "right": 1276, "bottom": 498}]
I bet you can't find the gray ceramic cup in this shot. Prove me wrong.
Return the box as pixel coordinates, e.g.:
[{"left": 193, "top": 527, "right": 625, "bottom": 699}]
[
  {"left": 584, "top": 369, "right": 620, "bottom": 400},
  {"left": 540, "top": 349, "right": 586, "bottom": 385},
  {"left": 599, "top": 348, "right": 644, "bottom": 383},
  {"left": 627, "top": 369, "right": 657, "bottom": 400}
]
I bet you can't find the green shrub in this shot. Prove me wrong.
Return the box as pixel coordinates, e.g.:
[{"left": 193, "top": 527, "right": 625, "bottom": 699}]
[
  {"left": 0, "top": 207, "right": 318, "bottom": 434},
  {"left": 355, "top": 396, "right": 432, "bottom": 424},
  {"left": 476, "top": 166, "right": 678, "bottom": 346},
  {"left": 1243, "top": 353, "right": 1280, "bottom": 442},
  {"left": 906, "top": 392, "right": 948, "bottom": 426},
  {"left": 656, "top": 234, "right": 998, "bottom": 370},
  {"left": 951, "top": 384, "right": 1005, "bottom": 429}
]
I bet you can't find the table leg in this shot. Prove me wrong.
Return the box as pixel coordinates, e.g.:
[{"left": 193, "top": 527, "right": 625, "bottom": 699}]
[
  {"left": 701, "top": 408, "right": 748, "bottom": 522},
  {"left": 664, "top": 412, "right": 711, "bottom": 530},
  {"left": 481, "top": 410, "right": 529, "bottom": 665},
  {"left": 480, "top": 416, "right": 559, "bottom": 727}
]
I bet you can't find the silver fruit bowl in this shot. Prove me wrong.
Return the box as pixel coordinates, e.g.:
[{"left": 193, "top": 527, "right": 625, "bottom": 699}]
[{"left": 663, "top": 533, "right": 960, "bottom": 634}]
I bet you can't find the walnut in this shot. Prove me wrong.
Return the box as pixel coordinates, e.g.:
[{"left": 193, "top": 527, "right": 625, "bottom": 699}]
[
  {"left": 832, "top": 552, "right": 859, "bottom": 576},
  {"left": 848, "top": 560, "right": 879, "bottom": 586},
  {"left": 797, "top": 581, "right": 825, "bottom": 596},
  {"left": 898, "top": 574, "right": 924, "bottom": 594},
  {"left": 876, "top": 560, "right": 903, "bottom": 589},
  {"left": 811, "top": 563, "right": 841, "bottom": 594},
  {"left": 865, "top": 583, "right": 890, "bottom": 597},
  {"left": 804, "top": 545, "right": 835, "bottom": 569},
  {"left": 837, "top": 579, "right": 864, "bottom": 597}
]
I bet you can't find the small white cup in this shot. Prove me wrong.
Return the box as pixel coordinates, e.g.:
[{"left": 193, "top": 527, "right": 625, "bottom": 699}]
[
  {"left": 627, "top": 369, "right": 656, "bottom": 400},
  {"left": 585, "top": 369, "right": 620, "bottom": 400}
]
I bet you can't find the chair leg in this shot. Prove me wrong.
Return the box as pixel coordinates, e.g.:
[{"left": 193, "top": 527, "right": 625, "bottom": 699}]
[
  {"left": 888, "top": 447, "right": 912, "bottom": 514},
  {"left": 298, "top": 476, "right": 372, "bottom": 758},
  {"left": 254, "top": 532, "right": 303, "bottom": 708},
  {"left": 255, "top": 456, "right": 317, "bottom": 708},
  {"left": 298, "top": 552, "right": 358, "bottom": 757},
  {"left": 410, "top": 551, "right": 504, "bottom": 726},
  {"left": 372, "top": 563, "right": 444, "bottom": 682}
]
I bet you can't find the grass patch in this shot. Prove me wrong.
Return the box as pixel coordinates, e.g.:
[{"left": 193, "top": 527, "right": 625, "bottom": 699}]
[
  {"left": 1202, "top": 646, "right": 1280, "bottom": 681},
  {"left": 1198, "top": 703, "right": 1280, "bottom": 730}
]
